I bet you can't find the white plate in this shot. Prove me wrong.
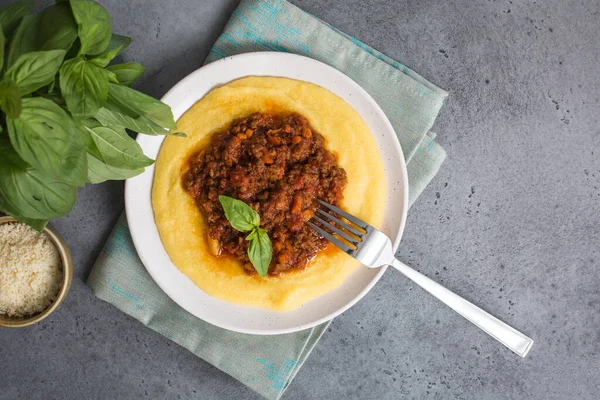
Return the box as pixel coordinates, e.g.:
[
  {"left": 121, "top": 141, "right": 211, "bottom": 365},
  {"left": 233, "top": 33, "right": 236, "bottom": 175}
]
[{"left": 125, "top": 52, "right": 408, "bottom": 335}]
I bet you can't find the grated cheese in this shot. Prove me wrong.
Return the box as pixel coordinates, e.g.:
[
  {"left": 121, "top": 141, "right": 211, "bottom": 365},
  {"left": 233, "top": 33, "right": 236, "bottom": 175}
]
[{"left": 0, "top": 222, "right": 63, "bottom": 317}]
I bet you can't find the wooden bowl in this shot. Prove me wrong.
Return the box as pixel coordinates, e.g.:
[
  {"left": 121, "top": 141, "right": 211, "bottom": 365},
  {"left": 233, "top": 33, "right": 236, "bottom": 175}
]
[{"left": 0, "top": 216, "right": 73, "bottom": 328}]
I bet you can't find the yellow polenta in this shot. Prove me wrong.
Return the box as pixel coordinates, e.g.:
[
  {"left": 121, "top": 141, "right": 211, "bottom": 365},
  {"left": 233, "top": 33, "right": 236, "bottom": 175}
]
[{"left": 152, "top": 77, "right": 385, "bottom": 311}]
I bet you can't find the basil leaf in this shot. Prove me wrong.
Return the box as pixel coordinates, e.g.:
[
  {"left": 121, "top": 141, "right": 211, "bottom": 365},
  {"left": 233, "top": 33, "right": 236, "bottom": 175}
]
[
  {"left": 5, "top": 3, "right": 76, "bottom": 68},
  {"left": 245, "top": 230, "right": 256, "bottom": 241},
  {"left": 0, "top": 1, "right": 34, "bottom": 36},
  {"left": 90, "top": 34, "right": 131, "bottom": 67},
  {"left": 7, "top": 97, "right": 86, "bottom": 186},
  {"left": 106, "top": 62, "right": 146, "bottom": 86},
  {"left": 0, "top": 137, "right": 77, "bottom": 219},
  {"left": 107, "top": 83, "right": 177, "bottom": 129},
  {"left": 95, "top": 106, "right": 166, "bottom": 134},
  {"left": 106, "top": 70, "right": 118, "bottom": 84},
  {"left": 90, "top": 45, "right": 122, "bottom": 68},
  {"left": 247, "top": 228, "right": 272, "bottom": 277},
  {"left": 0, "top": 25, "right": 4, "bottom": 72},
  {"left": 95, "top": 103, "right": 173, "bottom": 135},
  {"left": 6, "top": 14, "right": 40, "bottom": 67},
  {"left": 95, "top": 86, "right": 184, "bottom": 136},
  {"left": 17, "top": 216, "right": 49, "bottom": 232},
  {"left": 106, "top": 34, "right": 131, "bottom": 52},
  {"left": 82, "top": 118, "right": 102, "bottom": 129},
  {"left": 84, "top": 125, "right": 153, "bottom": 169},
  {"left": 0, "top": 78, "right": 22, "bottom": 119},
  {"left": 74, "top": 119, "right": 102, "bottom": 159},
  {"left": 0, "top": 135, "right": 28, "bottom": 168},
  {"left": 70, "top": 0, "right": 112, "bottom": 56},
  {"left": 218, "top": 195, "right": 260, "bottom": 232},
  {"left": 45, "top": 93, "right": 66, "bottom": 108},
  {"left": 37, "top": 2, "right": 78, "bottom": 52},
  {"left": 86, "top": 153, "right": 143, "bottom": 184},
  {"left": 7, "top": 50, "right": 66, "bottom": 95},
  {"left": 0, "top": 196, "right": 48, "bottom": 231},
  {"left": 59, "top": 57, "right": 109, "bottom": 118},
  {"left": 0, "top": 198, "right": 50, "bottom": 231}
]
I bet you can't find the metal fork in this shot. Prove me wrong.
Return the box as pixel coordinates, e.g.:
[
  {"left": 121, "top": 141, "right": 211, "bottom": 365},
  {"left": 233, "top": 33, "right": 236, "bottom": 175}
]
[{"left": 308, "top": 200, "right": 534, "bottom": 357}]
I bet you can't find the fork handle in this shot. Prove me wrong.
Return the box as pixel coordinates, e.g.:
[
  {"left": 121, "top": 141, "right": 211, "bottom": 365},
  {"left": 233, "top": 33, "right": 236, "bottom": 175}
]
[{"left": 391, "top": 259, "right": 534, "bottom": 357}]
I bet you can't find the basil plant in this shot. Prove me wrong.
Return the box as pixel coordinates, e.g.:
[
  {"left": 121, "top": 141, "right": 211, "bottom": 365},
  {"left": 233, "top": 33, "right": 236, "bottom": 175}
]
[{"left": 0, "top": 1, "right": 183, "bottom": 231}]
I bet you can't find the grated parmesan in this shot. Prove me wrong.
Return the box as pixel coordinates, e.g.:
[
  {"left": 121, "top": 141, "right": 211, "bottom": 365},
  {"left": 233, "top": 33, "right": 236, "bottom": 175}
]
[{"left": 0, "top": 222, "right": 63, "bottom": 317}]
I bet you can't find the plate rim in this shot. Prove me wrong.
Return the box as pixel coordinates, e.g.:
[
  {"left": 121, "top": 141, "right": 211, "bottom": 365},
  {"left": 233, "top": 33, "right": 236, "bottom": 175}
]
[{"left": 125, "top": 51, "right": 409, "bottom": 334}]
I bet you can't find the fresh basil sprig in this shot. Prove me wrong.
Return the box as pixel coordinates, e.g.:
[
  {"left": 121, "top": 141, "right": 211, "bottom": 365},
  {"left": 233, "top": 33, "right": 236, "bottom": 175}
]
[
  {"left": 219, "top": 195, "right": 272, "bottom": 277},
  {"left": 0, "top": 0, "right": 186, "bottom": 231}
]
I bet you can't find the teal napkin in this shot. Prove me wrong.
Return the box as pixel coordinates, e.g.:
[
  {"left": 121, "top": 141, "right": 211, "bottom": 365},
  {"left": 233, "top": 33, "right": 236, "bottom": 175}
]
[{"left": 87, "top": 0, "right": 448, "bottom": 399}]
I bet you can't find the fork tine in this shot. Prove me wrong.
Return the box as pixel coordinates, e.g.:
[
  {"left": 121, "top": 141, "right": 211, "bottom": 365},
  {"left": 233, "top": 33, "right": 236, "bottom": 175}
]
[
  {"left": 317, "top": 200, "right": 369, "bottom": 229},
  {"left": 313, "top": 215, "right": 361, "bottom": 245},
  {"left": 307, "top": 221, "right": 355, "bottom": 254},
  {"left": 316, "top": 209, "right": 364, "bottom": 236}
]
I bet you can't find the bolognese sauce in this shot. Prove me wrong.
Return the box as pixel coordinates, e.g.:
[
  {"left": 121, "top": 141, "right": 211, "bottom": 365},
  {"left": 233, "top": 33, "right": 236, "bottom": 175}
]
[{"left": 182, "top": 113, "right": 347, "bottom": 276}]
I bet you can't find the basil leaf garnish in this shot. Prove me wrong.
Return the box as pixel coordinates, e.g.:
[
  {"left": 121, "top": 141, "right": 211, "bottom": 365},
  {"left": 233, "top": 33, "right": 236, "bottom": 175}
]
[
  {"left": 219, "top": 195, "right": 260, "bottom": 232},
  {"left": 219, "top": 195, "right": 272, "bottom": 277},
  {"left": 247, "top": 228, "right": 272, "bottom": 277}
]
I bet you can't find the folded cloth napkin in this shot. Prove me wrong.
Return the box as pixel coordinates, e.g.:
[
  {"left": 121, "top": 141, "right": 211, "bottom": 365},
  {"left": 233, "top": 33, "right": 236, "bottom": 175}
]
[{"left": 87, "top": 0, "right": 448, "bottom": 398}]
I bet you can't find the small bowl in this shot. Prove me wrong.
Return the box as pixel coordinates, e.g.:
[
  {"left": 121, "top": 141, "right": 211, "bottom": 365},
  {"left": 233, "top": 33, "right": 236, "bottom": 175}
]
[{"left": 0, "top": 216, "right": 73, "bottom": 328}]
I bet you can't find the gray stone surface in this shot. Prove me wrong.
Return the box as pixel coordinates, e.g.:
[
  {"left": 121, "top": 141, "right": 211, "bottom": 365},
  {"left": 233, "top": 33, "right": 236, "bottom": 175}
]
[{"left": 1, "top": 0, "right": 599, "bottom": 399}]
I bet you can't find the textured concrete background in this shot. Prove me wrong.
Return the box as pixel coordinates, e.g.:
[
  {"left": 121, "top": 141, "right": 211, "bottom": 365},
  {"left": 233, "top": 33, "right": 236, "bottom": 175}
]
[{"left": 1, "top": 0, "right": 599, "bottom": 399}]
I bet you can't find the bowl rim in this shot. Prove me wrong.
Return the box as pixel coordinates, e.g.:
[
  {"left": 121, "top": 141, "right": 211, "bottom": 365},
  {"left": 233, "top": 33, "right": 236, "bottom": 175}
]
[{"left": 0, "top": 216, "right": 73, "bottom": 328}]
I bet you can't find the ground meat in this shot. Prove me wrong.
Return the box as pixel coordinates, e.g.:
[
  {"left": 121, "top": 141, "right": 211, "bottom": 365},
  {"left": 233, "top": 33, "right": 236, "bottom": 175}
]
[{"left": 182, "top": 113, "right": 347, "bottom": 276}]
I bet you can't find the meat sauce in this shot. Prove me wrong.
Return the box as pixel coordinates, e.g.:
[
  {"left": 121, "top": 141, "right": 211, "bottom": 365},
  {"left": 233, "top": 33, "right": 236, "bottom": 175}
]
[{"left": 183, "top": 113, "right": 347, "bottom": 276}]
